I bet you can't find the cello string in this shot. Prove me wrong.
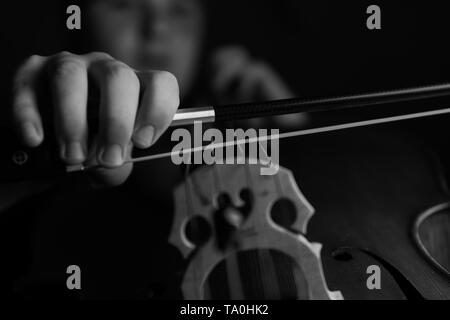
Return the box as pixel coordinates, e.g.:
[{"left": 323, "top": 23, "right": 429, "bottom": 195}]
[
  {"left": 236, "top": 142, "right": 256, "bottom": 298},
  {"left": 183, "top": 162, "right": 206, "bottom": 298},
  {"left": 211, "top": 148, "right": 245, "bottom": 299},
  {"left": 258, "top": 141, "right": 311, "bottom": 299},
  {"left": 257, "top": 141, "right": 283, "bottom": 299},
  {"left": 219, "top": 126, "right": 249, "bottom": 299},
  {"left": 67, "top": 106, "right": 450, "bottom": 172}
]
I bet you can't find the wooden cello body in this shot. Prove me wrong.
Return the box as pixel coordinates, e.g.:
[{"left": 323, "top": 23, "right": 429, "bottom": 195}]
[
  {"left": 1, "top": 116, "right": 449, "bottom": 300},
  {"left": 167, "top": 122, "right": 450, "bottom": 299}
]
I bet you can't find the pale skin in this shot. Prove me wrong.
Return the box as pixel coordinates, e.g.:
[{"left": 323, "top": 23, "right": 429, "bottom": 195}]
[
  {"left": 3, "top": 0, "right": 300, "bottom": 210},
  {"left": 12, "top": 52, "right": 180, "bottom": 187}
]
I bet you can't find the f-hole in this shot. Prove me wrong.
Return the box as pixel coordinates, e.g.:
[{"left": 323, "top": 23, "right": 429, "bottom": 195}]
[
  {"left": 270, "top": 198, "right": 297, "bottom": 232},
  {"left": 213, "top": 189, "right": 254, "bottom": 250}
]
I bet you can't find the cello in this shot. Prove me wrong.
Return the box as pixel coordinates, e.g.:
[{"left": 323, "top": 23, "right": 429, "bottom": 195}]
[{"left": 0, "top": 83, "right": 449, "bottom": 299}]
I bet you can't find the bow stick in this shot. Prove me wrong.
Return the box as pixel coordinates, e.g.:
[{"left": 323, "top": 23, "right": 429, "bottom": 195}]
[
  {"left": 3, "top": 83, "right": 450, "bottom": 181},
  {"left": 68, "top": 82, "right": 450, "bottom": 172}
]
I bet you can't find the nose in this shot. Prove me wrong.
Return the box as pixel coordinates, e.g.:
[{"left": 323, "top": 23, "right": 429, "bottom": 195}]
[{"left": 140, "top": 5, "right": 170, "bottom": 40}]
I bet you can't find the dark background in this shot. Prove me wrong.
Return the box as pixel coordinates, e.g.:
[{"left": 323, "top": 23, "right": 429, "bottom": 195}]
[
  {"left": 0, "top": 0, "right": 450, "bottom": 300},
  {"left": 3, "top": 0, "right": 450, "bottom": 171},
  {"left": 1, "top": 0, "right": 450, "bottom": 101}
]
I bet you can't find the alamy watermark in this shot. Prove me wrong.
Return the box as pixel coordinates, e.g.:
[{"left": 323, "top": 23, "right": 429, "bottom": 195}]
[
  {"left": 66, "top": 5, "right": 381, "bottom": 31},
  {"left": 171, "top": 121, "right": 280, "bottom": 176}
]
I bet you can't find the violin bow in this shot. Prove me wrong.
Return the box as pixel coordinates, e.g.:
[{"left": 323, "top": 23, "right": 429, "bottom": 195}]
[
  {"left": 72, "top": 82, "right": 450, "bottom": 170},
  {"left": 3, "top": 83, "right": 450, "bottom": 181},
  {"left": 170, "top": 82, "right": 450, "bottom": 126}
]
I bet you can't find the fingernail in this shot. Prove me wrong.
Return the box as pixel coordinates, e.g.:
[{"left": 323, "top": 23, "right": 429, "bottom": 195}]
[
  {"left": 63, "top": 142, "right": 85, "bottom": 163},
  {"left": 20, "top": 122, "right": 41, "bottom": 146},
  {"left": 134, "top": 125, "right": 155, "bottom": 148},
  {"left": 99, "top": 144, "right": 124, "bottom": 167}
]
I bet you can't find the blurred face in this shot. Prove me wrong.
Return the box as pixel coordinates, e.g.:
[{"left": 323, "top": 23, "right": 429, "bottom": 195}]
[{"left": 88, "top": 0, "right": 204, "bottom": 97}]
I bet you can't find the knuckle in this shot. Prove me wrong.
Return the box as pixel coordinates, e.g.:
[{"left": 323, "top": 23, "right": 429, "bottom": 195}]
[
  {"left": 148, "top": 71, "right": 179, "bottom": 95},
  {"left": 52, "top": 57, "right": 85, "bottom": 80},
  {"left": 155, "top": 70, "right": 178, "bottom": 86},
  {"left": 26, "top": 54, "right": 44, "bottom": 65},
  {"left": 52, "top": 51, "right": 73, "bottom": 62},
  {"left": 101, "top": 61, "right": 137, "bottom": 83},
  {"left": 141, "top": 72, "right": 180, "bottom": 123},
  {"left": 86, "top": 51, "right": 113, "bottom": 61},
  {"left": 160, "top": 71, "right": 180, "bottom": 106},
  {"left": 14, "top": 55, "right": 45, "bottom": 81},
  {"left": 58, "top": 51, "right": 73, "bottom": 56}
]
